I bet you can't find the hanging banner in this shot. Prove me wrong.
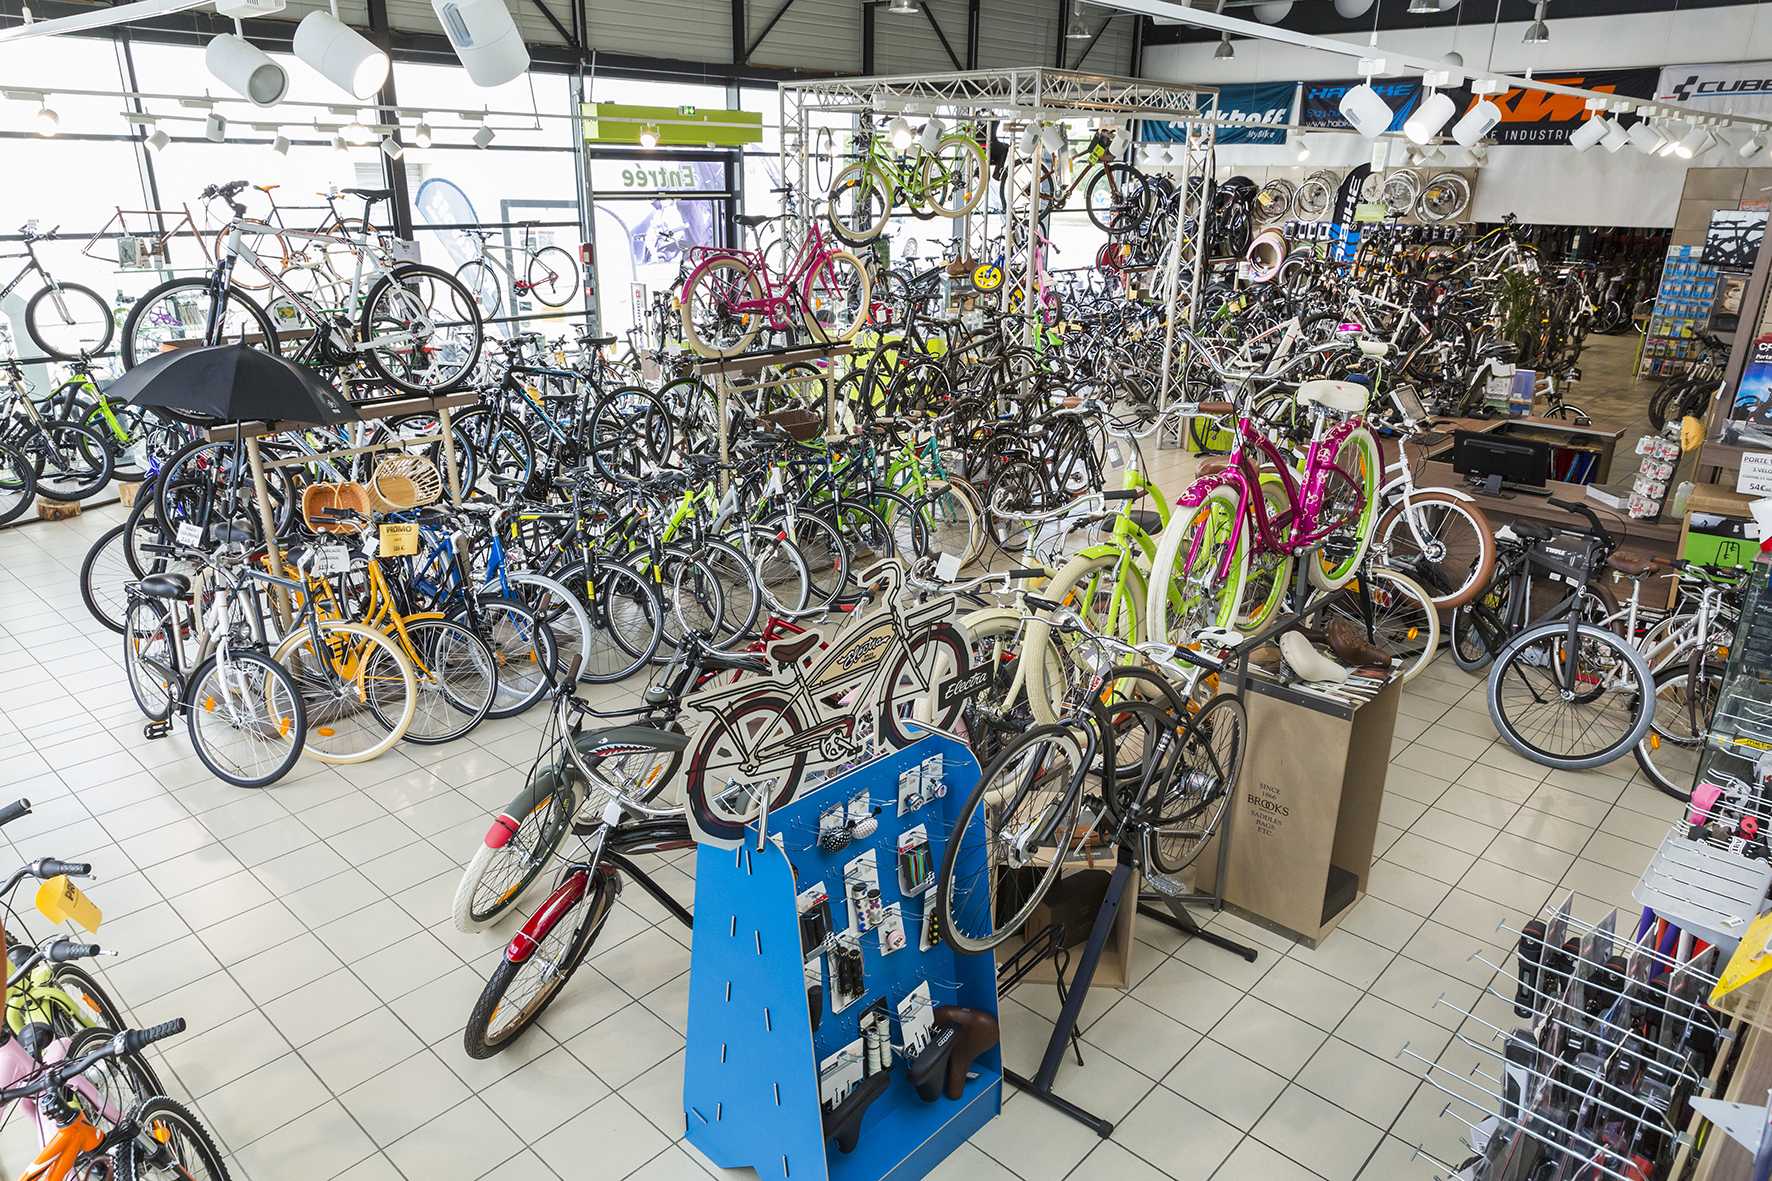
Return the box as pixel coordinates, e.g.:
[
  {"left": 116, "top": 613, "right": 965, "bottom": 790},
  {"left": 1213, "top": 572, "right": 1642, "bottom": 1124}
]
[
  {"left": 1437, "top": 68, "right": 1658, "bottom": 145},
  {"left": 1300, "top": 78, "right": 1422, "bottom": 133},
  {"left": 1142, "top": 81, "right": 1297, "bottom": 145},
  {"left": 1658, "top": 61, "right": 1772, "bottom": 119}
]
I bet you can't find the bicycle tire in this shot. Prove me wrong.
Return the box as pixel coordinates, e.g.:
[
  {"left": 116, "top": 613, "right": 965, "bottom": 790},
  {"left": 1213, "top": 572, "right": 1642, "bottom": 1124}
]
[
  {"left": 1326, "top": 567, "right": 1442, "bottom": 684},
  {"left": 936, "top": 721, "right": 1088, "bottom": 955},
  {"left": 1633, "top": 662, "right": 1721, "bottom": 802},
  {"left": 507, "top": 571, "right": 594, "bottom": 683},
  {"left": 24, "top": 282, "right": 113, "bottom": 360},
  {"left": 555, "top": 558, "right": 666, "bottom": 682},
  {"left": 455, "top": 258, "right": 503, "bottom": 319},
  {"left": 24, "top": 420, "right": 112, "bottom": 501},
  {"left": 392, "top": 618, "right": 496, "bottom": 744},
  {"left": 120, "top": 278, "right": 280, "bottom": 376},
  {"left": 1487, "top": 621, "right": 1655, "bottom": 770},
  {"left": 122, "top": 597, "right": 177, "bottom": 723},
  {"left": 119, "top": 1095, "right": 232, "bottom": 1181},
  {"left": 358, "top": 264, "right": 484, "bottom": 395},
  {"left": 1030, "top": 551, "right": 1145, "bottom": 724},
  {"left": 454, "top": 594, "right": 557, "bottom": 719},
  {"left": 958, "top": 607, "right": 1068, "bottom": 762},
  {"left": 736, "top": 528, "right": 813, "bottom": 621},
  {"left": 62, "top": 1024, "right": 161, "bottom": 1135},
  {"left": 681, "top": 692, "right": 809, "bottom": 840},
  {"left": 464, "top": 867, "right": 616, "bottom": 1058},
  {"left": 1148, "top": 693, "right": 1247, "bottom": 876},
  {"left": 0, "top": 442, "right": 36, "bottom": 526},
  {"left": 1373, "top": 490, "right": 1496, "bottom": 611},
  {"left": 451, "top": 770, "right": 582, "bottom": 933},
  {"left": 802, "top": 250, "right": 872, "bottom": 345},
  {"left": 827, "top": 161, "right": 893, "bottom": 244},
  {"left": 588, "top": 386, "right": 677, "bottom": 486},
  {"left": 80, "top": 524, "right": 134, "bottom": 635},
  {"left": 528, "top": 246, "right": 580, "bottom": 307},
  {"left": 1144, "top": 485, "right": 1250, "bottom": 646},
  {"left": 274, "top": 620, "right": 418, "bottom": 763},
  {"left": 680, "top": 256, "right": 764, "bottom": 358},
  {"left": 186, "top": 649, "right": 307, "bottom": 788},
  {"left": 761, "top": 509, "right": 850, "bottom": 612},
  {"left": 1308, "top": 425, "right": 1381, "bottom": 591}
]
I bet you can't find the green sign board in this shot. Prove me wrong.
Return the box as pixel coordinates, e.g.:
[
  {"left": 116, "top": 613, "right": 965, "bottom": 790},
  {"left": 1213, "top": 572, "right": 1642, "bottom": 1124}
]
[
  {"left": 1354, "top": 202, "right": 1388, "bottom": 223},
  {"left": 580, "top": 102, "right": 762, "bottom": 147}
]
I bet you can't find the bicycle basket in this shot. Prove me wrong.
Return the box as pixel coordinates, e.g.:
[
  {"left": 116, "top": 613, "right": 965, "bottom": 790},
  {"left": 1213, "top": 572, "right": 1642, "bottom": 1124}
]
[
  {"left": 301, "top": 482, "right": 371, "bottom": 533},
  {"left": 369, "top": 454, "right": 443, "bottom": 513},
  {"left": 759, "top": 408, "right": 825, "bottom": 442}
]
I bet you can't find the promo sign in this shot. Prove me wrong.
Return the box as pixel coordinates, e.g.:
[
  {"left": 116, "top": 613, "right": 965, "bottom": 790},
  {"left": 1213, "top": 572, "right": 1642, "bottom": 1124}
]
[
  {"left": 1143, "top": 81, "right": 1297, "bottom": 145},
  {"left": 1659, "top": 61, "right": 1772, "bottom": 120}
]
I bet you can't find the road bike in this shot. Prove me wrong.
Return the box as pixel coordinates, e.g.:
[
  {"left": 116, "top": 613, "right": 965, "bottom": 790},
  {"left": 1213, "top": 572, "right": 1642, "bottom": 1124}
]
[
  {"left": 1000, "top": 125, "right": 1145, "bottom": 230},
  {"left": 455, "top": 221, "right": 580, "bottom": 317},
  {"left": 679, "top": 218, "right": 870, "bottom": 357},
  {"left": 826, "top": 120, "right": 988, "bottom": 243},
  {"left": 0, "top": 223, "right": 112, "bottom": 360}
]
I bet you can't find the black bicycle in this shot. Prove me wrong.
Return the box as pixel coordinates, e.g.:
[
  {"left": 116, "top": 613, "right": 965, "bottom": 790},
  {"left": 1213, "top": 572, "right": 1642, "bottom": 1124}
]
[{"left": 0, "top": 223, "right": 113, "bottom": 360}]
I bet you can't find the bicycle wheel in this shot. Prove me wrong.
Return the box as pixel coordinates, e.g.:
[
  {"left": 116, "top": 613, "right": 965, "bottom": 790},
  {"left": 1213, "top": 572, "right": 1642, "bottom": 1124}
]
[
  {"left": 1036, "top": 552, "right": 1144, "bottom": 719},
  {"left": 1145, "top": 485, "right": 1250, "bottom": 645},
  {"left": 1487, "top": 621, "right": 1655, "bottom": 770},
  {"left": 455, "top": 258, "right": 503, "bottom": 318},
  {"left": 120, "top": 278, "right": 280, "bottom": 373},
  {"left": 358, "top": 265, "right": 484, "bottom": 395},
  {"left": 25, "top": 420, "right": 112, "bottom": 500},
  {"left": 1309, "top": 425, "right": 1381, "bottom": 591},
  {"left": 122, "top": 598, "right": 177, "bottom": 723},
  {"left": 464, "top": 866, "right": 616, "bottom": 1058},
  {"left": 459, "top": 595, "right": 557, "bottom": 719},
  {"left": 1633, "top": 663, "right": 1721, "bottom": 802},
  {"left": 508, "top": 572, "right": 593, "bottom": 683},
  {"left": 802, "top": 250, "right": 871, "bottom": 344},
  {"left": 1084, "top": 162, "right": 1147, "bottom": 233},
  {"left": 762, "top": 510, "right": 849, "bottom": 612},
  {"left": 984, "top": 459, "right": 1049, "bottom": 554},
  {"left": 451, "top": 768, "right": 580, "bottom": 932},
  {"left": 24, "top": 282, "right": 113, "bottom": 360},
  {"left": 557, "top": 559, "right": 666, "bottom": 682},
  {"left": 654, "top": 546, "right": 727, "bottom": 655},
  {"left": 119, "top": 1096, "right": 230, "bottom": 1181},
  {"left": 879, "top": 623, "right": 970, "bottom": 747},
  {"left": 692, "top": 537, "right": 764, "bottom": 648},
  {"left": 680, "top": 257, "right": 763, "bottom": 358},
  {"left": 62, "top": 1024, "right": 160, "bottom": 1138},
  {"left": 0, "top": 442, "right": 35, "bottom": 526},
  {"left": 186, "top": 649, "right": 307, "bottom": 788},
  {"left": 588, "top": 386, "right": 676, "bottom": 485},
  {"left": 1148, "top": 693, "right": 1247, "bottom": 876},
  {"left": 1373, "top": 491, "right": 1496, "bottom": 609},
  {"left": 1326, "top": 567, "right": 1442, "bottom": 684},
  {"left": 827, "top": 161, "right": 892, "bottom": 244},
  {"left": 959, "top": 607, "right": 1068, "bottom": 760},
  {"left": 80, "top": 524, "right": 133, "bottom": 634},
  {"left": 449, "top": 407, "right": 534, "bottom": 499},
  {"left": 739, "top": 529, "right": 813, "bottom": 620},
  {"left": 527, "top": 246, "right": 580, "bottom": 307},
  {"left": 923, "top": 134, "right": 987, "bottom": 217},
  {"left": 682, "top": 692, "right": 808, "bottom": 837},
  {"left": 50, "top": 962, "right": 138, "bottom": 1045},
  {"left": 936, "top": 722, "right": 1088, "bottom": 955},
  {"left": 395, "top": 618, "right": 496, "bottom": 743},
  {"left": 274, "top": 621, "right": 418, "bottom": 763}
]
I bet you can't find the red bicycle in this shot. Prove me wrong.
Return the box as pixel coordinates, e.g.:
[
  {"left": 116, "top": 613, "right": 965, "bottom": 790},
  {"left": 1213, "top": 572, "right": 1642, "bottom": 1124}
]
[{"left": 678, "top": 219, "right": 871, "bottom": 357}]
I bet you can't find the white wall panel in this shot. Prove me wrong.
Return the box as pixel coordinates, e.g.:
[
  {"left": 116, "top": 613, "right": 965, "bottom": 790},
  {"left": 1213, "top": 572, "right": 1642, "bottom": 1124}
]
[
  {"left": 588, "top": 0, "right": 731, "bottom": 61},
  {"left": 747, "top": 0, "right": 862, "bottom": 71},
  {"left": 977, "top": 0, "right": 1060, "bottom": 69}
]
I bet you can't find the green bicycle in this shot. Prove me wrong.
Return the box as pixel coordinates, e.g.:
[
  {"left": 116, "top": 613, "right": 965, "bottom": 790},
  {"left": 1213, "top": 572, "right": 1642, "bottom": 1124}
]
[{"left": 828, "top": 120, "right": 987, "bottom": 244}]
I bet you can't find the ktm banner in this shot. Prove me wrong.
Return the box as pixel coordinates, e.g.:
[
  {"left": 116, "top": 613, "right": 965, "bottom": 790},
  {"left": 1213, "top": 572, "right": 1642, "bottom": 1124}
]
[{"left": 1300, "top": 68, "right": 1656, "bottom": 145}]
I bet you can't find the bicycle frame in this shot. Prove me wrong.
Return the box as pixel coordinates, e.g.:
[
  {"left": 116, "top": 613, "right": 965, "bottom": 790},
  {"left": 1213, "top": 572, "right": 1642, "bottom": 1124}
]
[{"left": 687, "top": 221, "right": 847, "bottom": 333}]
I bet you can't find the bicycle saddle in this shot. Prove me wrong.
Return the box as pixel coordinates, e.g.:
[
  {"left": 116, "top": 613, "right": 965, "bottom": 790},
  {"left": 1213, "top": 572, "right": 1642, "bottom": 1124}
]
[
  {"left": 1196, "top": 457, "right": 1232, "bottom": 477},
  {"left": 137, "top": 573, "right": 191, "bottom": 600},
  {"left": 342, "top": 187, "right": 393, "bottom": 201},
  {"left": 1325, "top": 616, "right": 1391, "bottom": 669},
  {"left": 1278, "top": 630, "right": 1348, "bottom": 683},
  {"left": 1510, "top": 520, "right": 1552, "bottom": 543},
  {"left": 772, "top": 633, "right": 822, "bottom": 668},
  {"left": 1606, "top": 550, "right": 1658, "bottom": 577},
  {"left": 1298, "top": 380, "right": 1369, "bottom": 412},
  {"left": 908, "top": 1024, "right": 960, "bottom": 1101},
  {"left": 931, "top": 1006, "right": 998, "bottom": 1100},
  {"left": 736, "top": 214, "right": 773, "bottom": 227},
  {"left": 1127, "top": 508, "right": 1163, "bottom": 535},
  {"left": 213, "top": 522, "right": 254, "bottom": 546},
  {"left": 823, "top": 1069, "right": 891, "bottom": 1154}
]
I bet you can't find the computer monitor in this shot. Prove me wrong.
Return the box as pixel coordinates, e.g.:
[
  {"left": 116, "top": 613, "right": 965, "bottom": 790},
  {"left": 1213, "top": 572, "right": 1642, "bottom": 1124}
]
[{"left": 1450, "top": 430, "right": 1552, "bottom": 497}]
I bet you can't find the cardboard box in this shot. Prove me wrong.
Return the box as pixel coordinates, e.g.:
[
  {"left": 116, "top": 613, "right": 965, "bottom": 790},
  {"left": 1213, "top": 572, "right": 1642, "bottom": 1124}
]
[{"left": 994, "top": 861, "right": 1141, "bottom": 990}]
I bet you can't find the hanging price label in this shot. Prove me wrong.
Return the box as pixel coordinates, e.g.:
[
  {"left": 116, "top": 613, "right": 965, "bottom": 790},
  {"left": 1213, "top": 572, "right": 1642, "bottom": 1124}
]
[
  {"left": 175, "top": 522, "right": 204, "bottom": 547},
  {"left": 379, "top": 522, "right": 418, "bottom": 557},
  {"left": 313, "top": 542, "right": 351, "bottom": 575}
]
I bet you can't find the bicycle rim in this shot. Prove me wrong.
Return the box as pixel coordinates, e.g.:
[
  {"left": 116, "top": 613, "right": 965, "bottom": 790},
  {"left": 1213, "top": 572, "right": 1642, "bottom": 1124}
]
[
  {"left": 186, "top": 651, "right": 305, "bottom": 787},
  {"left": 1488, "top": 623, "right": 1653, "bottom": 769},
  {"left": 275, "top": 622, "right": 416, "bottom": 763},
  {"left": 1633, "top": 663, "right": 1720, "bottom": 801}
]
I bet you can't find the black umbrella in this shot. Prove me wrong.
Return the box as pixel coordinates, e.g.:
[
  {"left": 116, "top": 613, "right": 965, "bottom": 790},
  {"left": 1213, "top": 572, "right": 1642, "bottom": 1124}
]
[{"left": 113, "top": 343, "right": 358, "bottom": 427}]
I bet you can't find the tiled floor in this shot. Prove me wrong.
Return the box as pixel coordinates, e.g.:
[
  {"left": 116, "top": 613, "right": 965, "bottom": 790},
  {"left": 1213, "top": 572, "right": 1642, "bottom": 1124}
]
[{"left": 0, "top": 333, "right": 1690, "bottom": 1181}]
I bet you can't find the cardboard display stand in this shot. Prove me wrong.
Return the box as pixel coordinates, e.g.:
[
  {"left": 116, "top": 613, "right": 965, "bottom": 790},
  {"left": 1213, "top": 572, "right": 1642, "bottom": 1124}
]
[{"left": 1195, "top": 675, "right": 1400, "bottom": 948}]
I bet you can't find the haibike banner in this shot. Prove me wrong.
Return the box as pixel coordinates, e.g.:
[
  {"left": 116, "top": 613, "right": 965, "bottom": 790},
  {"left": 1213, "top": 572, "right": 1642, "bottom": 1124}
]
[
  {"left": 1659, "top": 61, "right": 1772, "bottom": 119},
  {"left": 1300, "top": 78, "right": 1421, "bottom": 133},
  {"left": 1439, "top": 68, "right": 1657, "bottom": 145},
  {"left": 1143, "top": 81, "right": 1297, "bottom": 145}
]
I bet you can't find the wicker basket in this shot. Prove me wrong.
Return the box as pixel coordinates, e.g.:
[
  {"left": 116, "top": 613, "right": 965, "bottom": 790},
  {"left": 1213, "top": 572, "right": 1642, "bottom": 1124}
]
[
  {"left": 302, "top": 482, "right": 371, "bottom": 533},
  {"left": 758, "top": 409, "right": 824, "bottom": 442},
  {"left": 368, "top": 454, "right": 443, "bottom": 514}
]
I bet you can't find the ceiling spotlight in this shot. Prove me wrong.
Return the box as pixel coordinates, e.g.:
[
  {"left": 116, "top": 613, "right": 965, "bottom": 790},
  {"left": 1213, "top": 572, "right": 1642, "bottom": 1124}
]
[
  {"left": 1339, "top": 83, "right": 1395, "bottom": 138},
  {"left": 381, "top": 136, "right": 403, "bottom": 160},
  {"left": 1065, "top": 1, "right": 1090, "bottom": 39},
  {"left": 1041, "top": 124, "right": 1066, "bottom": 154},
  {"left": 1214, "top": 32, "right": 1234, "bottom": 59},
  {"left": 273, "top": 133, "right": 291, "bottom": 155},
  {"left": 205, "top": 32, "right": 288, "bottom": 107},
  {"left": 1017, "top": 122, "right": 1040, "bottom": 154},
  {"left": 1673, "top": 122, "right": 1707, "bottom": 159},
  {"left": 345, "top": 118, "right": 373, "bottom": 145},
  {"left": 918, "top": 116, "right": 944, "bottom": 152},
  {"left": 1451, "top": 98, "right": 1501, "bottom": 146},
  {"left": 1741, "top": 132, "right": 1768, "bottom": 160},
  {"left": 431, "top": 0, "right": 531, "bottom": 87},
  {"left": 413, "top": 121, "right": 432, "bottom": 149},
  {"left": 146, "top": 128, "right": 170, "bottom": 152},
  {"left": 333, "top": 133, "right": 348, "bottom": 152},
  {"left": 1333, "top": 0, "right": 1374, "bottom": 15},
  {"left": 1658, "top": 127, "right": 1682, "bottom": 157},
  {"left": 1293, "top": 138, "right": 1310, "bottom": 162},
  {"left": 1443, "top": 50, "right": 1464, "bottom": 66},
  {"left": 294, "top": 10, "right": 390, "bottom": 100},
  {"left": 638, "top": 123, "right": 660, "bottom": 149},
  {"left": 1252, "top": 1, "right": 1292, "bottom": 22},
  {"left": 473, "top": 124, "right": 494, "bottom": 148},
  {"left": 1406, "top": 0, "right": 1438, "bottom": 12},
  {"left": 34, "top": 105, "right": 57, "bottom": 137},
  {"left": 1568, "top": 113, "right": 1608, "bottom": 152},
  {"left": 1626, "top": 121, "right": 1665, "bottom": 154},
  {"left": 1522, "top": 0, "right": 1548, "bottom": 42},
  {"left": 889, "top": 116, "right": 914, "bottom": 150},
  {"left": 1599, "top": 118, "right": 1629, "bottom": 152},
  {"left": 1404, "top": 91, "right": 1455, "bottom": 143},
  {"left": 888, "top": 0, "right": 917, "bottom": 13},
  {"left": 204, "top": 111, "right": 227, "bottom": 142}
]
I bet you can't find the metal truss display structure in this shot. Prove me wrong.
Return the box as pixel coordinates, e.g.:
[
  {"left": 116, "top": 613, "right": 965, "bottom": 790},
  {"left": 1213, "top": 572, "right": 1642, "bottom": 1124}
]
[{"left": 778, "top": 69, "right": 1217, "bottom": 358}]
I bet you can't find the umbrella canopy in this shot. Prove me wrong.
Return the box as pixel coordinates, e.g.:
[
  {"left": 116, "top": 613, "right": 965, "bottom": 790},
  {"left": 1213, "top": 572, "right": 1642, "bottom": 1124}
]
[{"left": 113, "top": 343, "right": 358, "bottom": 426}]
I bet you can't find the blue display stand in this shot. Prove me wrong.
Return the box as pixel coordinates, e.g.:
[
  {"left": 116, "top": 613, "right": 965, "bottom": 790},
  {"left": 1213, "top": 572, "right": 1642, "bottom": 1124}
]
[{"left": 684, "top": 734, "right": 1000, "bottom": 1181}]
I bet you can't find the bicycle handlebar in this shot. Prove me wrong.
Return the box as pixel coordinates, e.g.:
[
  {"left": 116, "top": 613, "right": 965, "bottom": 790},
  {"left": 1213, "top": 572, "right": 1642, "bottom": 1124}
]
[
  {"left": 1547, "top": 497, "right": 1615, "bottom": 546},
  {"left": 0, "top": 800, "right": 30, "bottom": 829}
]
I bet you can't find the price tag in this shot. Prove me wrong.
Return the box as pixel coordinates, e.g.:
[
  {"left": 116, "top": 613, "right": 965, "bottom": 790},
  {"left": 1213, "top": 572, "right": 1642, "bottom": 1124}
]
[
  {"left": 935, "top": 551, "right": 962, "bottom": 581},
  {"left": 380, "top": 522, "right": 419, "bottom": 557},
  {"left": 175, "top": 522, "right": 204, "bottom": 547},
  {"left": 36, "top": 876, "right": 100, "bottom": 933},
  {"left": 1106, "top": 443, "right": 1123, "bottom": 468},
  {"left": 314, "top": 542, "right": 351, "bottom": 576}
]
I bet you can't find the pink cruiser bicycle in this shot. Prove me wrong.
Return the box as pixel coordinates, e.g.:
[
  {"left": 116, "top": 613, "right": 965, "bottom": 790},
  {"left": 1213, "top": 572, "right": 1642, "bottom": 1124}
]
[{"left": 678, "top": 219, "right": 871, "bottom": 358}]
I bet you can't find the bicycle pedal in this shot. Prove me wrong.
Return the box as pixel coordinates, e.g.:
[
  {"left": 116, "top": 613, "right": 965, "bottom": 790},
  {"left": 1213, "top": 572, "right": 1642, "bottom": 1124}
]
[
  {"left": 1147, "top": 871, "right": 1186, "bottom": 898},
  {"left": 143, "top": 721, "right": 171, "bottom": 741}
]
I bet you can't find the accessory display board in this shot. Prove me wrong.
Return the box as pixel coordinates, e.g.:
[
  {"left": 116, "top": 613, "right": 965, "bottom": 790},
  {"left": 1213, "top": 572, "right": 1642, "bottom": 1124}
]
[{"left": 683, "top": 732, "right": 1001, "bottom": 1181}]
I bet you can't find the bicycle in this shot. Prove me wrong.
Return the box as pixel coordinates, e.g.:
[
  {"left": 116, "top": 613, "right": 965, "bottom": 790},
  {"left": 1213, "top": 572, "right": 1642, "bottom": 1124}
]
[
  {"left": 454, "top": 221, "right": 580, "bottom": 318},
  {"left": 826, "top": 118, "right": 987, "bottom": 243},
  {"left": 0, "top": 223, "right": 113, "bottom": 360},
  {"left": 678, "top": 217, "right": 871, "bottom": 358},
  {"left": 0, "top": 359, "right": 114, "bottom": 501}
]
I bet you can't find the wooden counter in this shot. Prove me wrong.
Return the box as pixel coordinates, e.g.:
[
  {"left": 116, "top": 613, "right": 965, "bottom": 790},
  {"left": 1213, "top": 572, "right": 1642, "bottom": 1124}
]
[{"left": 1404, "top": 413, "right": 1626, "bottom": 486}]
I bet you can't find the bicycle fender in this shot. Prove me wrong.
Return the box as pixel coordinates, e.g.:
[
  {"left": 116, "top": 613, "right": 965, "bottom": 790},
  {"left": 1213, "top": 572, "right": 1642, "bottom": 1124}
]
[
  {"left": 1174, "top": 471, "right": 1235, "bottom": 508},
  {"left": 487, "top": 762, "right": 570, "bottom": 849},
  {"left": 571, "top": 725, "right": 690, "bottom": 758},
  {"left": 1074, "top": 542, "right": 1120, "bottom": 561},
  {"left": 505, "top": 866, "right": 617, "bottom": 963}
]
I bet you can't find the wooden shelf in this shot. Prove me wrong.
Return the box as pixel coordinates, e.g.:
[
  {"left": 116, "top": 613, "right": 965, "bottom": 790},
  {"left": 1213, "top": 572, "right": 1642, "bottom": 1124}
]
[
  {"left": 691, "top": 341, "right": 854, "bottom": 377},
  {"left": 202, "top": 390, "right": 479, "bottom": 441}
]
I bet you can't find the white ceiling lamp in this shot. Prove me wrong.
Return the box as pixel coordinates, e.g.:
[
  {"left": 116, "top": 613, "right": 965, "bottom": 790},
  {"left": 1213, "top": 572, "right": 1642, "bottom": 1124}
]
[
  {"left": 1339, "top": 82, "right": 1394, "bottom": 138},
  {"left": 1252, "top": 1, "right": 1292, "bottom": 24},
  {"left": 638, "top": 123, "right": 660, "bottom": 149},
  {"left": 1522, "top": 0, "right": 1548, "bottom": 42},
  {"left": 332, "top": 133, "right": 348, "bottom": 152},
  {"left": 34, "top": 103, "right": 58, "bottom": 137},
  {"left": 345, "top": 116, "right": 373, "bottom": 144},
  {"left": 1017, "top": 122, "right": 1040, "bottom": 154},
  {"left": 432, "top": 0, "right": 530, "bottom": 87},
  {"left": 1065, "top": 1, "right": 1090, "bottom": 39},
  {"left": 918, "top": 116, "right": 944, "bottom": 152},
  {"left": 1567, "top": 113, "right": 1608, "bottom": 152},
  {"left": 294, "top": 9, "right": 389, "bottom": 100},
  {"left": 1041, "top": 124, "right": 1066, "bottom": 154},
  {"left": 1626, "top": 120, "right": 1666, "bottom": 154},
  {"left": 205, "top": 32, "right": 288, "bottom": 107},
  {"left": 1333, "top": 0, "right": 1374, "bottom": 16},
  {"left": 1404, "top": 90, "right": 1456, "bottom": 143},
  {"left": 272, "top": 133, "right": 290, "bottom": 154},
  {"left": 473, "top": 124, "right": 494, "bottom": 148},
  {"left": 381, "top": 136, "right": 403, "bottom": 160},
  {"left": 1214, "top": 32, "right": 1234, "bottom": 58},
  {"left": 889, "top": 116, "right": 914, "bottom": 150},
  {"left": 1451, "top": 98, "right": 1500, "bottom": 146},
  {"left": 1673, "top": 122, "right": 1707, "bottom": 159},
  {"left": 413, "top": 121, "right": 432, "bottom": 149},
  {"left": 1293, "top": 137, "right": 1310, "bottom": 161},
  {"left": 147, "top": 128, "right": 170, "bottom": 152},
  {"left": 1741, "top": 132, "right": 1768, "bottom": 160},
  {"left": 202, "top": 111, "right": 226, "bottom": 142},
  {"left": 888, "top": 0, "right": 917, "bottom": 13},
  {"left": 1599, "top": 118, "right": 1629, "bottom": 152}
]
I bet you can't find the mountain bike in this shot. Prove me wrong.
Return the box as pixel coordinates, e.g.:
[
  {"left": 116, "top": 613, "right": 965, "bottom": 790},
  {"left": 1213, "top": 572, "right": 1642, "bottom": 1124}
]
[
  {"left": 679, "top": 218, "right": 870, "bottom": 357},
  {"left": 826, "top": 120, "right": 987, "bottom": 243},
  {"left": 0, "top": 223, "right": 112, "bottom": 360},
  {"left": 454, "top": 221, "right": 580, "bottom": 317},
  {"left": 0, "top": 359, "right": 113, "bottom": 501}
]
